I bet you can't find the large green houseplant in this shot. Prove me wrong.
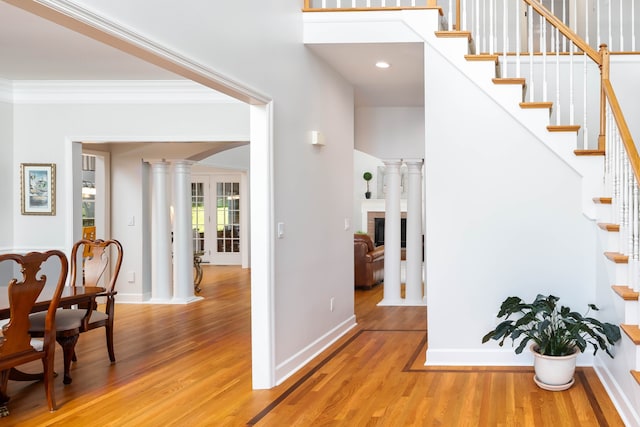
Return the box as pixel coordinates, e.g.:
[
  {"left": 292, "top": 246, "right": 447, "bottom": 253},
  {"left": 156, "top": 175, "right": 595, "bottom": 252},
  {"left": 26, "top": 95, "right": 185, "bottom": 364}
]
[{"left": 482, "top": 294, "right": 621, "bottom": 390}]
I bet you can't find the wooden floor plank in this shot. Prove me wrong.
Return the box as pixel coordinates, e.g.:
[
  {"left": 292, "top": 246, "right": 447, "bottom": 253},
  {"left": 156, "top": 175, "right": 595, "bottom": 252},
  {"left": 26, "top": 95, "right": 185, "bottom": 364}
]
[{"left": 1, "top": 266, "right": 625, "bottom": 426}]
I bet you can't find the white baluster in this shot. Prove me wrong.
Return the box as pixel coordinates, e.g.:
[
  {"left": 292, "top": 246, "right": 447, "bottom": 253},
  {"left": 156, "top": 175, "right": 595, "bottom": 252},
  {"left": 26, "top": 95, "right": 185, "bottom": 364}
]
[
  {"left": 462, "top": 0, "right": 467, "bottom": 31},
  {"left": 569, "top": 41, "right": 574, "bottom": 125},
  {"left": 608, "top": 1, "right": 612, "bottom": 52},
  {"left": 541, "top": 14, "right": 547, "bottom": 101},
  {"left": 322, "top": 0, "right": 327, "bottom": 9},
  {"left": 582, "top": 53, "right": 588, "bottom": 149},
  {"left": 502, "top": 0, "right": 507, "bottom": 77},
  {"left": 555, "top": 27, "right": 560, "bottom": 125},
  {"left": 589, "top": 0, "right": 594, "bottom": 48},
  {"left": 528, "top": 4, "right": 534, "bottom": 102},
  {"left": 449, "top": 0, "right": 454, "bottom": 31},
  {"left": 619, "top": 0, "right": 624, "bottom": 51},
  {"left": 475, "top": 0, "right": 482, "bottom": 53},
  {"left": 633, "top": 0, "right": 637, "bottom": 52},
  {"left": 631, "top": 175, "right": 640, "bottom": 291},
  {"left": 515, "top": 0, "right": 520, "bottom": 77}
]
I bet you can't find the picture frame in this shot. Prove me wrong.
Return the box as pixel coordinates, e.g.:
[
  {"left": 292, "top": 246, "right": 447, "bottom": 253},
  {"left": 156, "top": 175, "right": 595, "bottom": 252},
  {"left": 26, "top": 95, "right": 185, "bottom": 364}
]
[{"left": 20, "top": 163, "right": 56, "bottom": 215}]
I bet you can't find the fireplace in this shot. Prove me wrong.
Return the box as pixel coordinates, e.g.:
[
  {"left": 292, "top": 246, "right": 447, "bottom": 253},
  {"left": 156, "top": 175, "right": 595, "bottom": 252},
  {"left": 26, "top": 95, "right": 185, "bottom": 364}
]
[{"left": 373, "top": 217, "right": 407, "bottom": 248}]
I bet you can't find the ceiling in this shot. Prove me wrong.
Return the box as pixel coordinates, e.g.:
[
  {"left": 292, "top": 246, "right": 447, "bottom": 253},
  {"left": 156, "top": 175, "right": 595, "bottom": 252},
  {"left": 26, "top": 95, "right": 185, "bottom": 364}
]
[{"left": 0, "top": 1, "right": 423, "bottom": 107}]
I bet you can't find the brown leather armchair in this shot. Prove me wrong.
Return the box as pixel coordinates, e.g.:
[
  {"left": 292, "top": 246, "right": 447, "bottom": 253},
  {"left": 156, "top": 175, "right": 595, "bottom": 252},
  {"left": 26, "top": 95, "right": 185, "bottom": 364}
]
[{"left": 354, "top": 233, "right": 384, "bottom": 289}]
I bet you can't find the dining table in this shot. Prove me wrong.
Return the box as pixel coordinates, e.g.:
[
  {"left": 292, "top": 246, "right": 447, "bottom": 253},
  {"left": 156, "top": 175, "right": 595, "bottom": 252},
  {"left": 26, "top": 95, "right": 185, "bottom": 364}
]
[{"left": 0, "top": 285, "right": 106, "bottom": 417}]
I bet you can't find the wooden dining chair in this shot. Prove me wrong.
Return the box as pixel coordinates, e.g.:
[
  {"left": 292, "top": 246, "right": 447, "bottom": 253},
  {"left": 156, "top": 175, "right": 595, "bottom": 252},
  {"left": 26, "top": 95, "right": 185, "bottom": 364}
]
[
  {"left": 0, "top": 250, "right": 68, "bottom": 413},
  {"left": 70, "top": 239, "right": 123, "bottom": 363},
  {"left": 29, "top": 238, "right": 123, "bottom": 385}
]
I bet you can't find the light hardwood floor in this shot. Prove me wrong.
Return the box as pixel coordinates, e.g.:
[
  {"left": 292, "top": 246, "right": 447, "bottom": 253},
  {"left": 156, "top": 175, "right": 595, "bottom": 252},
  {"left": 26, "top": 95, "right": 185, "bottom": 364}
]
[{"left": 3, "top": 266, "right": 624, "bottom": 426}]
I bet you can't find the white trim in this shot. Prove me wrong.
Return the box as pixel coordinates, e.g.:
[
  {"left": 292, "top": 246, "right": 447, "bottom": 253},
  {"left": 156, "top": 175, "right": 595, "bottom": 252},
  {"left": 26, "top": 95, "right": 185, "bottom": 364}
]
[
  {"left": 250, "top": 102, "right": 275, "bottom": 389},
  {"left": 12, "top": 80, "right": 242, "bottom": 104},
  {"left": 275, "top": 315, "right": 358, "bottom": 385}
]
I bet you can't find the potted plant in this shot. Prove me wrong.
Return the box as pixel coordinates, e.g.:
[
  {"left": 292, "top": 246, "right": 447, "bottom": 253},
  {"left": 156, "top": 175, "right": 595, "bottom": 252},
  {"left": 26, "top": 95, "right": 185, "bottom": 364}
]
[
  {"left": 482, "top": 294, "right": 621, "bottom": 391},
  {"left": 363, "top": 171, "right": 373, "bottom": 199}
]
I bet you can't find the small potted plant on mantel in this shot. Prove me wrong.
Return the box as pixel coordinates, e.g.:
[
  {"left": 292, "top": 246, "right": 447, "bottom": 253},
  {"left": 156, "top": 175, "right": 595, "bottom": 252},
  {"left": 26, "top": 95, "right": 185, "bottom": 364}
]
[
  {"left": 482, "top": 294, "right": 621, "bottom": 391},
  {"left": 363, "top": 171, "right": 373, "bottom": 199}
]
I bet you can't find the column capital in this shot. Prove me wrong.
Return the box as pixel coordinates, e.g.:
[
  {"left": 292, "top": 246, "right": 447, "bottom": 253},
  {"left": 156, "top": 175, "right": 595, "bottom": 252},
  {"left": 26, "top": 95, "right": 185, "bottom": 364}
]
[{"left": 404, "top": 158, "right": 424, "bottom": 167}]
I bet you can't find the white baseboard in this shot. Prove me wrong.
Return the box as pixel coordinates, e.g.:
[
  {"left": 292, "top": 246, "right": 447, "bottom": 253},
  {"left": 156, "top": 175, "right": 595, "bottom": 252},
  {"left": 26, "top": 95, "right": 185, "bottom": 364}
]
[
  {"left": 275, "top": 315, "right": 357, "bottom": 385},
  {"left": 594, "top": 357, "right": 640, "bottom": 427},
  {"left": 425, "top": 348, "right": 594, "bottom": 367}
]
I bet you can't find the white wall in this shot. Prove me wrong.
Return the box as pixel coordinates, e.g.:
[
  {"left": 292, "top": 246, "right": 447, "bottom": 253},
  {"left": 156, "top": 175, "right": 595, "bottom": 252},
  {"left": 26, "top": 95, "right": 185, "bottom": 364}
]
[
  {"left": 610, "top": 56, "right": 640, "bottom": 145},
  {"left": 424, "top": 42, "right": 599, "bottom": 366},
  {"left": 0, "top": 99, "right": 12, "bottom": 252},
  {"left": 355, "top": 107, "right": 425, "bottom": 159},
  {"left": 12, "top": 102, "right": 249, "bottom": 300},
  {"left": 38, "top": 0, "right": 357, "bottom": 385}
]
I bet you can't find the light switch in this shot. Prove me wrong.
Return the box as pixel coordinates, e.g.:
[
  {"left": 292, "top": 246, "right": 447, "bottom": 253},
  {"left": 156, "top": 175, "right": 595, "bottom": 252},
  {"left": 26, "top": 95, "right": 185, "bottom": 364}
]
[
  {"left": 344, "top": 218, "right": 351, "bottom": 231},
  {"left": 277, "top": 222, "right": 285, "bottom": 239}
]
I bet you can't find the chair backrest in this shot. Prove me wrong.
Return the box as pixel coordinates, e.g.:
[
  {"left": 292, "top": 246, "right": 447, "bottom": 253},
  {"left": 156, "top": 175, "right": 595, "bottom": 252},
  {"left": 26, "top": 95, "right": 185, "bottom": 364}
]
[
  {"left": 0, "top": 250, "right": 68, "bottom": 358},
  {"left": 70, "top": 239, "right": 123, "bottom": 293}
]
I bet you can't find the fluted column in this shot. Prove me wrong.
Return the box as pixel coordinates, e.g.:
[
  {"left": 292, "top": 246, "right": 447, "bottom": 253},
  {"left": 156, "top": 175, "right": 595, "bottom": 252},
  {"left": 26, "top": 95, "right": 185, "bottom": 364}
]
[
  {"left": 404, "top": 159, "right": 426, "bottom": 306},
  {"left": 379, "top": 159, "right": 403, "bottom": 306},
  {"left": 150, "top": 161, "right": 172, "bottom": 302},
  {"left": 172, "top": 161, "right": 201, "bottom": 304}
]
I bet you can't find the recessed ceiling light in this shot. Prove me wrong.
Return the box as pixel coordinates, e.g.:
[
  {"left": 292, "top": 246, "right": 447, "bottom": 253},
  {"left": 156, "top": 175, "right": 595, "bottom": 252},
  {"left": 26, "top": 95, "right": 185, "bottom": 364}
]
[{"left": 375, "top": 61, "right": 390, "bottom": 69}]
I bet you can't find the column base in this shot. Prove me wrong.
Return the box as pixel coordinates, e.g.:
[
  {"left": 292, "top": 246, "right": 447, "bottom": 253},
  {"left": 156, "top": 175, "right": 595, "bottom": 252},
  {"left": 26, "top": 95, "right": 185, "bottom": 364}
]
[
  {"left": 377, "top": 298, "right": 426, "bottom": 307},
  {"left": 377, "top": 298, "right": 405, "bottom": 306},
  {"left": 171, "top": 295, "right": 204, "bottom": 304},
  {"left": 403, "top": 298, "right": 427, "bottom": 306}
]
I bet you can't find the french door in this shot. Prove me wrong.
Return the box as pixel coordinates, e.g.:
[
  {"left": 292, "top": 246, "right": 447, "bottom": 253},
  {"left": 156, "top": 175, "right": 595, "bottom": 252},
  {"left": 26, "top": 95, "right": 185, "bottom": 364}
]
[{"left": 191, "top": 174, "right": 242, "bottom": 265}]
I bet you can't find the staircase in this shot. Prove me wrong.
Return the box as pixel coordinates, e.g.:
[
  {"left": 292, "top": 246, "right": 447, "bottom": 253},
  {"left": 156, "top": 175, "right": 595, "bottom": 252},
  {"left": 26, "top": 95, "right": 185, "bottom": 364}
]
[{"left": 428, "top": 14, "right": 640, "bottom": 426}]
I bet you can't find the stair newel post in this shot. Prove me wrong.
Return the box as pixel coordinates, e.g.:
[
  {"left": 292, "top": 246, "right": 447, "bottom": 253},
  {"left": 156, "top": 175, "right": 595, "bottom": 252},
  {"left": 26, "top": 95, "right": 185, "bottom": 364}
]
[{"left": 598, "top": 44, "right": 610, "bottom": 152}]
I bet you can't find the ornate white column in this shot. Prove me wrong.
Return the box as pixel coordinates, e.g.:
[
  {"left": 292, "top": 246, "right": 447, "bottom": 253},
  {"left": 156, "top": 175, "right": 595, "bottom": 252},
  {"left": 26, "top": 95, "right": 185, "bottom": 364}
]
[
  {"left": 150, "top": 161, "right": 172, "bottom": 302},
  {"left": 379, "top": 159, "right": 403, "bottom": 306},
  {"left": 172, "top": 160, "right": 201, "bottom": 304},
  {"left": 404, "top": 159, "right": 426, "bottom": 306}
]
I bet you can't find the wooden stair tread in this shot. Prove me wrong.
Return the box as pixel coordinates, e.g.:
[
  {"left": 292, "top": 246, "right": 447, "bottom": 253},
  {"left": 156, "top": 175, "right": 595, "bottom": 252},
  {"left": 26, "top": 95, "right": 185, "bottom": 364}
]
[
  {"left": 492, "top": 78, "right": 526, "bottom": 86},
  {"left": 547, "top": 125, "right": 581, "bottom": 133},
  {"left": 632, "top": 370, "right": 640, "bottom": 386},
  {"left": 520, "top": 101, "right": 553, "bottom": 109},
  {"left": 593, "top": 197, "right": 612, "bottom": 204},
  {"left": 575, "top": 149, "right": 605, "bottom": 156},
  {"left": 604, "top": 252, "right": 629, "bottom": 264},
  {"left": 598, "top": 223, "right": 620, "bottom": 232},
  {"left": 612, "top": 285, "right": 639, "bottom": 301},
  {"left": 464, "top": 54, "right": 498, "bottom": 63},
  {"left": 436, "top": 31, "right": 472, "bottom": 41},
  {"left": 621, "top": 324, "right": 640, "bottom": 344}
]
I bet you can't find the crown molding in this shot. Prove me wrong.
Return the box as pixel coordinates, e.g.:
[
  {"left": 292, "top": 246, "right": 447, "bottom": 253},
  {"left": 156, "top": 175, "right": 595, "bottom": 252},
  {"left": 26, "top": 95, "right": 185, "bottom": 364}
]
[{"left": 10, "top": 80, "right": 242, "bottom": 104}]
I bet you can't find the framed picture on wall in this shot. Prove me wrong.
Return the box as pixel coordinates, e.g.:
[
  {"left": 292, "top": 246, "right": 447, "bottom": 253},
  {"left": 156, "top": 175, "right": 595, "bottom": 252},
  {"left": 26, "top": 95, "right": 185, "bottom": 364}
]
[{"left": 20, "top": 163, "right": 56, "bottom": 215}]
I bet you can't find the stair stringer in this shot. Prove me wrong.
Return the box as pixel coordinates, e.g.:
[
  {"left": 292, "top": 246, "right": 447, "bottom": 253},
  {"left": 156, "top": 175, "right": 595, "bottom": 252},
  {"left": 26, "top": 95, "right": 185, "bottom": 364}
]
[{"left": 400, "top": 11, "right": 604, "bottom": 220}]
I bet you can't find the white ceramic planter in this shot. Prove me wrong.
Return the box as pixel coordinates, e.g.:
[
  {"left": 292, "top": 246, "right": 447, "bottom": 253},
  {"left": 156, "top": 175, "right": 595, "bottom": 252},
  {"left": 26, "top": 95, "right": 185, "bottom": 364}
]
[{"left": 531, "top": 344, "right": 579, "bottom": 391}]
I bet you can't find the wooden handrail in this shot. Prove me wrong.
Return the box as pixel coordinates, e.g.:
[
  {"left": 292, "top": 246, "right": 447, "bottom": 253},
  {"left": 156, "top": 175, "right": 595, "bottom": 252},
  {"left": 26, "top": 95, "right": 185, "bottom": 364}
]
[{"left": 602, "top": 79, "right": 640, "bottom": 184}]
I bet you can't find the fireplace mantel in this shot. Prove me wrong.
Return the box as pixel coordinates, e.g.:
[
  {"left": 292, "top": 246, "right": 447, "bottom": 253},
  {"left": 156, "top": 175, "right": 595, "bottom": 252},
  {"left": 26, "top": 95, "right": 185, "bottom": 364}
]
[{"left": 360, "top": 199, "right": 407, "bottom": 236}]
